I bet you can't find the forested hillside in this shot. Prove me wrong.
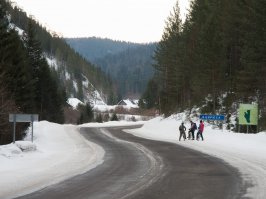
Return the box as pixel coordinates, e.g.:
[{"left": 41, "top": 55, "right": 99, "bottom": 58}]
[
  {"left": 65, "top": 37, "right": 140, "bottom": 61},
  {"left": 143, "top": 0, "right": 266, "bottom": 130},
  {"left": 66, "top": 37, "right": 156, "bottom": 98},
  {"left": 0, "top": 0, "right": 64, "bottom": 143},
  {"left": 9, "top": 4, "right": 115, "bottom": 104},
  {"left": 94, "top": 44, "right": 156, "bottom": 98},
  {"left": 0, "top": 0, "right": 115, "bottom": 144}
]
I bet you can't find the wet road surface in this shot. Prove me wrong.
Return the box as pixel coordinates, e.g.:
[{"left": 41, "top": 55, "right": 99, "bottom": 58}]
[{"left": 15, "top": 126, "right": 246, "bottom": 199}]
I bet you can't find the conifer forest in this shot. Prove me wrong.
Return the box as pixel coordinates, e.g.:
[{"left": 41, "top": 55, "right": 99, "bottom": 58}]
[{"left": 142, "top": 0, "right": 266, "bottom": 131}]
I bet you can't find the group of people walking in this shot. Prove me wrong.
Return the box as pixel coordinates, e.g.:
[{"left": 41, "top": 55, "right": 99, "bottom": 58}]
[{"left": 178, "top": 120, "right": 204, "bottom": 141}]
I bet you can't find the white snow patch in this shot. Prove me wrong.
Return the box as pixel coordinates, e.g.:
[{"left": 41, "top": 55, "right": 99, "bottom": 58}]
[
  {"left": 65, "top": 71, "right": 71, "bottom": 80},
  {"left": 15, "top": 141, "right": 37, "bottom": 152},
  {"left": 9, "top": 23, "right": 24, "bottom": 36},
  {"left": 82, "top": 74, "right": 89, "bottom": 88},
  {"left": 87, "top": 90, "right": 106, "bottom": 106},
  {"left": 73, "top": 80, "right": 78, "bottom": 92},
  {"left": 46, "top": 56, "right": 58, "bottom": 70},
  {"left": 67, "top": 98, "right": 84, "bottom": 109},
  {"left": 118, "top": 99, "right": 139, "bottom": 109},
  {"left": 93, "top": 104, "right": 117, "bottom": 112}
]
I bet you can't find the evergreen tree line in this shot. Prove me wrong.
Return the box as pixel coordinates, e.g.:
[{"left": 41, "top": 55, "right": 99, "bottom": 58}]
[
  {"left": 142, "top": 0, "right": 266, "bottom": 129},
  {"left": 66, "top": 37, "right": 141, "bottom": 62},
  {"left": 0, "top": 0, "right": 65, "bottom": 144},
  {"left": 77, "top": 103, "right": 119, "bottom": 124}
]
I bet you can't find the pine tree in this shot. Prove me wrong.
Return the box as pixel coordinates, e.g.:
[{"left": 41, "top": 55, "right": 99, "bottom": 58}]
[
  {"left": 110, "top": 113, "right": 118, "bottom": 121},
  {"left": 153, "top": 2, "right": 183, "bottom": 115},
  {"left": 24, "top": 20, "right": 64, "bottom": 122},
  {"left": 0, "top": 1, "right": 36, "bottom": 143},
  {"left": 140, "top": 77, "right": 159, "bottom": 109},
  {"left": 77, "top": 103, "right": 93, "bottom": 124}
]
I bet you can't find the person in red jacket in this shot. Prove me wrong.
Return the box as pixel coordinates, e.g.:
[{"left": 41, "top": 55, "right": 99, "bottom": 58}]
[{"left": 196, "top": 120, "right": 204, "bottom": 141}]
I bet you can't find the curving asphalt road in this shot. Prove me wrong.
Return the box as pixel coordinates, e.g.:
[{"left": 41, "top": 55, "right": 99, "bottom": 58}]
[{"left": 15, "top": 126, "right": 246, "bottom": 199}]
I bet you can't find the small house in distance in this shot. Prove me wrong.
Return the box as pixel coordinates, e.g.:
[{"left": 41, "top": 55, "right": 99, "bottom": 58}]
[{"left": 117, "top": 99, "right": 139, "bottom": 108}]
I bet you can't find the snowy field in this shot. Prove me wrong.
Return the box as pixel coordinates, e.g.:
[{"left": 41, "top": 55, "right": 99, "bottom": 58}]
[{"left": 1, "top": 114, "right": 266, "bottom": 199}]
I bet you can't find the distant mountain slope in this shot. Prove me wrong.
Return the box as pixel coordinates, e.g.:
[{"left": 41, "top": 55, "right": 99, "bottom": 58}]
[
  {"left": 66, "top": 37, "right": 157, "bottom": 98},
  {"left": 94, "top": 44, "right": 157, "bottom": 98},
  {"left": 65, "top": 37, "right": 140, "bottom": 62}
]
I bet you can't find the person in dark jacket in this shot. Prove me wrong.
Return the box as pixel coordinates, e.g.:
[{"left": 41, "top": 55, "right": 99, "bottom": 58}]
[
  {"left": 196, "top": 120, "right": 204, "bottom": 141},
  {"left": 188, "top": 120, "right": 197, "bottom": 140},
  {"left": 179, "top": 122, "right": 186, "bottom": 141}
]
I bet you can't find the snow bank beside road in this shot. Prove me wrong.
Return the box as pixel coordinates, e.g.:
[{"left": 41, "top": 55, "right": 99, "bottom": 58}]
[
  {"left": 79, "top": 120, "right": 145, "bottom": 128},
  {"left": 126, "top": 116, "right": 266, "bottom": 199},
  {"left": 0, "top": 121, "right": 104, "bottom": 199}
]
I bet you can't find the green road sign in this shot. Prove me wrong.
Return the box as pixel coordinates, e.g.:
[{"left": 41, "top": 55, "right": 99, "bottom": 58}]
[{"left": 239, "top": 104, "right": 258, "bottom": 125}]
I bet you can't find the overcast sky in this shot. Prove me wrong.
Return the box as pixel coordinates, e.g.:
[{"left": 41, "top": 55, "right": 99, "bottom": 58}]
[{"left": 12, "top": 0, "right": 190, "bottom": 43}]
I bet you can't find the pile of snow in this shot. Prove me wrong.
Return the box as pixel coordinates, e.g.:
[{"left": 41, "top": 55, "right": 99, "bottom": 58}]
[
  {"left": 0, "top": 121, "right": 104, "bottom": 199},
  {"left": 93, "top": 104, "right": 117, "bottom": 112},
  {"left": 79, "top": 120, "right": 146, "bottom": 128},
  {"left": 15, "top": 141, "right": 37, "bottom": 152},
  {"left": 67, "top": 97, "right": 84, "bottom": 109},
  {"left": 126, "top": 114, "right": 266, "bottom": 199}
]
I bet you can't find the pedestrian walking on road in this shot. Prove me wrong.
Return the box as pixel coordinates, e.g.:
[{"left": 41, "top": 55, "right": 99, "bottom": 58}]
[
  {"left": 179, "top": 122, "right": 186, "bottom": 141},
  {"left": 196, "top": 120, "right": 204, "bottom": 141},
  {"left": 188, "top": 120, "right": 197, "bottom": 140}
]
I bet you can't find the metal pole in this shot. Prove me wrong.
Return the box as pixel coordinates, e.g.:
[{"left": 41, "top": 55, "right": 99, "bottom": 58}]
[
  {"left": 13, "top": 114, "right": 16, "bottom": 144},
  {"left": 31, "top": 115, "right": 33, "bottom": 142},
  {"left": 247, "top": 125, "right": 249, "bottom": 133}
]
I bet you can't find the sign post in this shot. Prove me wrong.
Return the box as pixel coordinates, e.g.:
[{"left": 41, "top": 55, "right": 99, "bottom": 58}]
[
  {"left": 238, "top": 104, "right": 258, "bottom": 133},
  {"left": 9, "top": 114, "right": 39, "bottom": 143},
  {"left": 200, "top": 114, "right": 225, "bottom": 121},
  {"left": 200, "top": 114, "right": 225, "bottom": 131},
  {"left": 13, "top": 114, "right": 16, "bottom": 144}
]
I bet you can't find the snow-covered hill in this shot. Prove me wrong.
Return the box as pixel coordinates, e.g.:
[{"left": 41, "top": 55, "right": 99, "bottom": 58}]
[
  {"left": 45, "top": 55, "right": 106, "bottom": 105},
  {"left": 9, "top": 14, "right": 108, "bottom": 106}
]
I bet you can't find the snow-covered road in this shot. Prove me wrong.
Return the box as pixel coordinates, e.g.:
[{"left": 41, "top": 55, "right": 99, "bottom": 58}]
[
  {"left": 1, "top": 115, "right": 266, "bottom": 199},
  {"left": 0, "top": 122, "right": 105, "bottom": 199},
  {"left": 126, "top": 116, "right": 266, "bottom": 199}
]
